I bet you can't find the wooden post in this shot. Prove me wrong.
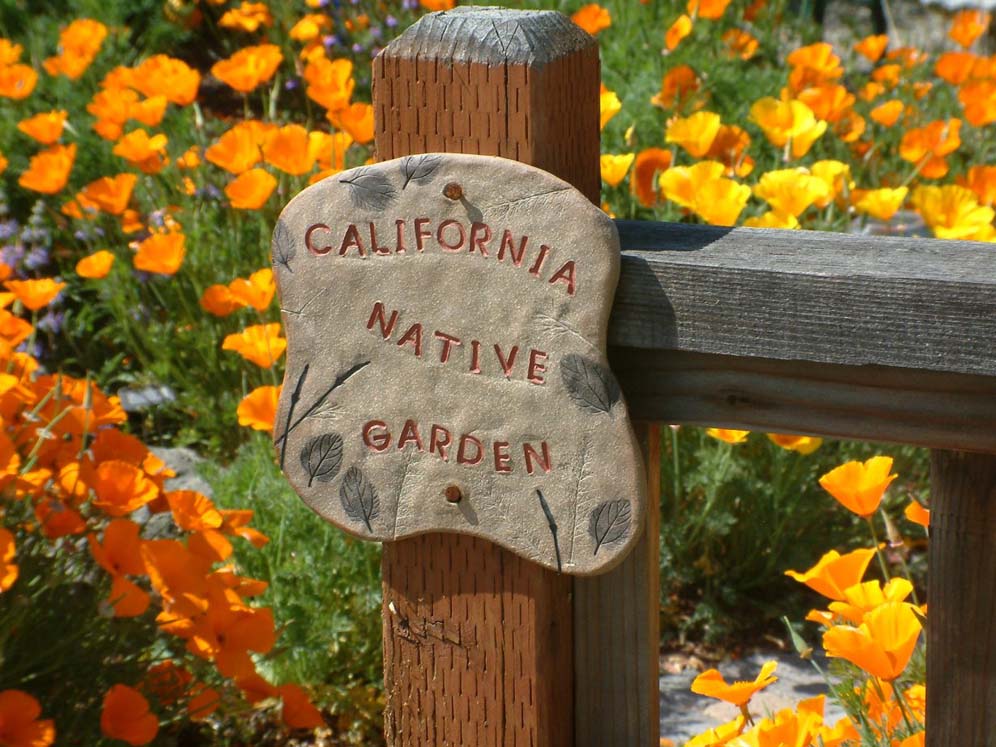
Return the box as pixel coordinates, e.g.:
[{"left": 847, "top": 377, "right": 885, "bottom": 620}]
[
  {"left": 927, "top": 451, "right": 996, "bottom": 747},
  {"left": 374, "top": 9, "right": 591, "bottom": 746}
]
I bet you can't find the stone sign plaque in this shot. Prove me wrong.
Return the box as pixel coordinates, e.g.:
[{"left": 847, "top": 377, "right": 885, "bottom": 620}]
[{"left": 272, "top": 154, "right": 645, "bottom": 575}]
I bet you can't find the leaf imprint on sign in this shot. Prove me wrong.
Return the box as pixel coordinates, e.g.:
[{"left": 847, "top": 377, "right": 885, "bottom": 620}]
[
  {"left": 589, "top": 499, "right": 632, "bottom": 556},
  {"left": 400, "top": 154, "right": 442, "bottom": 189},
  {"left": 340, "top": 466, "right": 379, "bottom": 532},
  {"left": 340, "top": 168, "right": 397, "bottom": 210},
  {"left": 271, "top": 220, "right": 295, "bottom": 273},
  {"left": 561, "top": 354, "right": 621, "bottom": 414},
  {"left": 300, "top": 433, "right": 344, "bottom": 487}
]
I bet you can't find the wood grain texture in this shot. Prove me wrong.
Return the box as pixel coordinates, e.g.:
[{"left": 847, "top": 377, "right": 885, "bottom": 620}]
[
  {"left": 927, "top": 451, "right": 996, "bottom": 747},
  {"left": 374, "top": 8, "right": 603, "bottom": 745},
  {"left": 612, "top": 220, "right": 996, "bottom": 377},
  {"left": 574, "top": 423, "right": 660, "bottom": 747},
  {"left": 610, "top": 349, "right": 996, "bottom": 452}
]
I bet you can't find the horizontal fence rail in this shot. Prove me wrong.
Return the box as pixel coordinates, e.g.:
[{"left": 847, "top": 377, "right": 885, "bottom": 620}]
[{"left": 609, "top": 220, "right": 996, "bottom": 451}]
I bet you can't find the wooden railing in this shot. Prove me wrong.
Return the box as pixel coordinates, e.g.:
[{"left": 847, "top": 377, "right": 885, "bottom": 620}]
[{"left": 372, "top": 8, "right": 995, "bottom": 746}]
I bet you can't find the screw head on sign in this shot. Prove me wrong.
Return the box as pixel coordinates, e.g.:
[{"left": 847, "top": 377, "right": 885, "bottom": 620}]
[
  {"left": 444, "top": 485, "right": 463, "bottom": 503},
  {"left": 443, "top": 182, "right": 464, "bottom": 200}
]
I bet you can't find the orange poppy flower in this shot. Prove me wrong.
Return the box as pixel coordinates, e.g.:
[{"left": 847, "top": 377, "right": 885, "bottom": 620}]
[
  {"left": 787, "top": 42, "right": 843, "bottom": 91},
  {"left": 100, "top": 684, "right": 159, "bottom": 746},
  {"left": 631, "top": 148, "right": 672, "bottom": 207},
  {"left": 705, "top": 124, "right": 753, "bottom": 178},
  {"left": 134, "top": 230, "right": 185, "bottom": 275},
  {"left": 18, "top": 143, "right": 76, "bottom": 194},
  {"left": 819, "top": 456, "right": 897, "bottom": 517},
  {"left": 43, "top": 18, "right": 107, "bottom": 80},
  {"left": 959, "top": 79, "right": 996, "bottom": 127},
  {"left": 225, "top": 168, "right": 277, "bottom": 210},
  {"left": 827, "top": 577, "right": 914, "bottom": 625},
  {"left": 188, "top": 686, "right": 220, "bottom": 722},
  {"left": 205, "top": 120, "right": 272, "bottom": 174},
  {"left": 691, "top": 660, "right": 778, "bottom": 709},
  {"left": 666, "top": 111, "right": 721, "bottom": 157},
  {"left": 0, "top": 39, "right": 23, "bottom": 66},
  {"left": 219, "top": 509, "right": 269, "bottom": 548},
  {"left": 237, "top": 672, "right": 278, "bottom": 703},
  {"left": 0, "top": 528, "right": 17, "bottom": 592},
  {"left": 750, "top": 96, "right": 824, "bottom": 148},
  {"left": 200, "top": 285, "right": 242, "bottom": 317},
  {"left": 934, "top": 51, "right": 978, "bottom": 86},
  {"left": 754, "top": 169, "right": 831, "bottom": 217},
  {"left": 280, "top": 684, "right": 325, "bottom": 729},
  {"left": 722, "top": 29, "right": 758, "bottom": 60},
  {"left": 35, "top": 498, "right": 86, "bottom": 538},
  {"left": 904, "top": 500, "right": 929, "bottom": 528},
  {"left": 4, "top": 279, "right": 65, "bottom": 311},
  {"left": 785, "top": 547, "right": 876, "bottom": 601},
  {"left": 823, "top": 601, "right": 922, "bottom": 680},
  {"left": 886, "top": 45, "right": 927, "bottom": 68},
  {"left": 145, "top": 662, "right": 192, "bottom": 706},
  {"left": 130, "top": 95, "right": 168, "bottom": 128},
  {"left": 132, "top": 55, "right": 201, "bottom": 106},
  {"left": 687, "top": 0, "right": 732, "bottom": 20},
  {"left": 795, "top": 83, "right": 853, "bottom": 124},
  {"left": 0, "top": 64, "right": 36, "bottom": 100},
  {"left": 219, "top": 2, "right": 273, "bottom": 32},
  {"left": 600, "top": 153, "right": 634, "bottom": 187},
  {"left": 229, "top": 268, "right": 275, "bottom": 310},
  {"left": 91, "top": 460, "right": 160, "bottom": 516},
  {"left": 571, "top": 4, "right": 611, "bottom": 35},
  {"left": 744, "top": 210, "right": 799, "bottom": 229},
  {"left": 420, "top": 0, "right": 456, "bottom": 9},
  {"left": 871, "top": 63, "right": 902, "bottom": 88},
  {"left": 81, "top": 173, "right": 137, "bottom": 215},
  {"left": 958, "top": 165, "right": 996, "bottom": 206},
  {"left": 910, "top": 184, "right": 995, "bottom": 240},
  {"left": 303, "top": 57, "right": 354, "bottom": 111},
  {"left": 17, "top": 110, "right": 67, "bottom": 145},
  {"left": 328, "top": 102, "right": 374, "bottom": 144},
  {"left": 652, "top": 65, "right": 700, "bottom": 111},
  {"left": 212, "top": 44, "right": 283, "bottom": 93},
  {"left": 705, "top": 427, "right": 749, "bottom": 444},
  {"left": 600, "top": 86, "right": 621, "bottom": 130},
  {"left": 767, "top": 433, "right": 821, "bottom": 454},
  {"left": 176, "top": 146, "right": 201, "bottom": 170},
  {"left": 87, "top": 88, "right": 138, "bottom": 141},
  {"left": 89, "top": 519, "right": 145, "bottom": 576},
  {"left": 290, "top": 14, "right": 333, "bottom": 42},
  {"left": 665, "top": 15, "right": 693, "bottom": 52},
  {"left": 0, "top": 690, "right": 55, "bottom": 747},
  {"left": 237, "top": 386, "right": 280, "bottom": 431},
  {"left": 853, "top": 187, "right": 908, "bottom": 221},
  {"left": 106, "top": 574, "right": 150, "bottom": 617},
  {"left": 869, "top": 99, "right": 903, "bottom": 127},
  {"left": 898, "top": 118, "right": 961, "bottom": 170},
  {"left": 949, "top": 9, "right": 990, "bottom": 49},
  {"left": 113, "top": 129, "right": 169, "bottom": 174},
  {"left": 660, "top": 163, "right": 750, "bottom": 226},
  {"left": 167, "top": 490, "right": 223, "bottom": 532},
  {"left": 262, "top": 124, "right": 315, "bottom": 175},
  {"left": 222, "top": 323, "right": 286, "bottom": 367},
  {"left": 854, "top": 34, "right": 888, "bottom": 63}
]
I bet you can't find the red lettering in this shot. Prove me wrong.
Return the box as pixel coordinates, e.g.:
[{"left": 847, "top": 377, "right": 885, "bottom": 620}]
[
  {"left": 369, "top": 222, "right": 390, "bottom": 255},
  {"left": 415, "top": 218, "right": 432, "bottom": 252},
  {"left": 469, "top": 222, "right": 492, "bottom": 257},
  {"left": 338, "top": 224, "right": 366, "bottom": 257},
  {"left": 493, "top": 442, "right": 512, "bottom": 473},
  {"left": 524, "top": 442, "right": 552, "bottom": 475},
  {"left": 437, "top": 219, "right": 466, "bottom": 252},
  {"left": 397, "top": 323, "right": 423, "bottom": 357},
  {"left": 305, "top": 223, "right": 333, "bottom": 255},
  {"left": 395, "top": 219, "right": 408, "bottom": 253},
  {"left": 362, "top": 421, "right": 391, "bottom": 452},
  {"left": 367, "top": 302, "right": 398, "bottom": 339},
  {"left": 497, "top": 229, "right": 528, "bottom": 266},
  {"left": 433, "top": 331, "right": 462, "bottom": 363},
  {"left": 430, "top": 425, "right": 452, "bottom": 461},
  {"left": 397, "top": 419, "right": 424, "bottom": 451},
  {"left": 528, "top": 244, "right": 550, "bottom": 276},
  {"left": 457, "top": 434, "right": 484, "bottom": 466},
  {"left": 548, "top": 260, "right": 576, "bottom": 296},
  {"left": 527, "top": 349, "right": 548, "bottom": 385},
  {"left": 469, "top": 340, "right": 482, "bottom": 374},
  {"left": 494, "top": 344, "right": 519, "bottom": 378}
]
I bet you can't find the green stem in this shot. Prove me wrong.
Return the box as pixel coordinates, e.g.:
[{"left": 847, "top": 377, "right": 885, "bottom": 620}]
[{"left": 866, "top": 516, "right": 891, "bottom": 580}]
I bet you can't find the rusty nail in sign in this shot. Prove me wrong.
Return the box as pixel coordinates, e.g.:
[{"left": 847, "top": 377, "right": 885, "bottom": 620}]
[{"left": 443, "top": 182, "right": 463, "bottom": 200}]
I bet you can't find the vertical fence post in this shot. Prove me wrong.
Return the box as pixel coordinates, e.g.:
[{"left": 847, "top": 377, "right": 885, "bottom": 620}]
[
  {"left": 927, "top": 450, "right": 996, "bottom": 747},
  {"left": 373, "top": 10, "right": 591, "bottom": 747},
  {"left": 372, "top": 8, "right": 660, "bottom": 745}
]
